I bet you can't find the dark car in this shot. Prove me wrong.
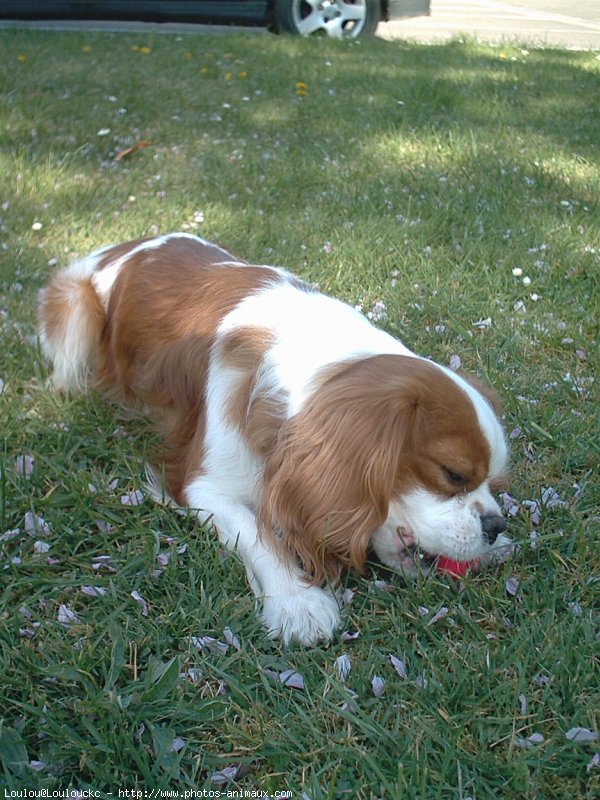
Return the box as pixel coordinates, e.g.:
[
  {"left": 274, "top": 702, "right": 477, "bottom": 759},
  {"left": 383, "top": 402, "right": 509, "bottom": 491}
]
[{"left": 0, "top": 1, "right": 431, "bottom": 38}]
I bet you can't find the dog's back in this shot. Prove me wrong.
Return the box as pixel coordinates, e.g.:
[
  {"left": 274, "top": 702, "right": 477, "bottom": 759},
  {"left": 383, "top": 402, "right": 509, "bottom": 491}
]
[{"left": 38, "top": 234, "right": 273, "bottom": 396}]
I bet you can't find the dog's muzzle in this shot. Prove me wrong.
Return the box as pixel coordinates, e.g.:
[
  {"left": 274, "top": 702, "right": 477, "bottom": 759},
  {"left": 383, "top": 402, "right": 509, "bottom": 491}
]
[{"left": 480, "top": 514, "right": 507, "bottom": 544}]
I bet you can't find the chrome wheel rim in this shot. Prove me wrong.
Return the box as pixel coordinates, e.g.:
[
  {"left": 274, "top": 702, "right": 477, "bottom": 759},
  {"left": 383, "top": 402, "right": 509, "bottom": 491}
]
[{"left": 290, "top": 0, "right": 368, "bottom": 38}]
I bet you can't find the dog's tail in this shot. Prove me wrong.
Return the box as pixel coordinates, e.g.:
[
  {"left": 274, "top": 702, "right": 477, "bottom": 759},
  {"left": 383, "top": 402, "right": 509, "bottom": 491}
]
[{"left": 38, "top": 256, "right": 106, "bottom": 393}]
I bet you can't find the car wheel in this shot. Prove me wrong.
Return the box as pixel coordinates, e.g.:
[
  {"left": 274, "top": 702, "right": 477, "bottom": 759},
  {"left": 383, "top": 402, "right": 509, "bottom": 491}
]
[{"left": 274, "top": 0, "right": 381, "bottom": 39}]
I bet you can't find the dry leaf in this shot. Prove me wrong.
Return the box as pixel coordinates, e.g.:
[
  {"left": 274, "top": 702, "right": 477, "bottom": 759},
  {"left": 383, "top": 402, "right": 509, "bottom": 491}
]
[{"left": 113, "top": 140, "right": 152, "bottom": 162}]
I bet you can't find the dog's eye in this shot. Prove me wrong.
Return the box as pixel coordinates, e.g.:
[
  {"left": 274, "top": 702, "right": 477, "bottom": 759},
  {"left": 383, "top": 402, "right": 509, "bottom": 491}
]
[{"left": 443, "top": 467, "right": 467, "bottom": 487}]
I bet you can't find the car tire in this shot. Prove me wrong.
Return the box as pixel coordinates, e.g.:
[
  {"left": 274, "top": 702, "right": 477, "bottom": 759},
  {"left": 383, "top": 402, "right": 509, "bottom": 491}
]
[{"left": 274, "top": 0, "right": 381, "bottom": 38}]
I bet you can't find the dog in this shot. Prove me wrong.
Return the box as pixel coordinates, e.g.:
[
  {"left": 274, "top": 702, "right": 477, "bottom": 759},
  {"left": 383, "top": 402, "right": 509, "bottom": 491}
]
[{"left": 38, "top": 233, "right": 511, "bottom": 645}]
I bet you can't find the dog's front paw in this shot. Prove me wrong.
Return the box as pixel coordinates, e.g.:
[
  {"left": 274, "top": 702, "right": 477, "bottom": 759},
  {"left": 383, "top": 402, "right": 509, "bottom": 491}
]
[{"left": 260, "top": 586, "right": 341, "bottom": 646}]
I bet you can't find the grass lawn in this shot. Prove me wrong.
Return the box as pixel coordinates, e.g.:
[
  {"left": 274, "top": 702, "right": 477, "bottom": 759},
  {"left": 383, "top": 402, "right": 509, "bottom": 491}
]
[{"left": 0, "top": 26, "right": 598, "bottom": 798}]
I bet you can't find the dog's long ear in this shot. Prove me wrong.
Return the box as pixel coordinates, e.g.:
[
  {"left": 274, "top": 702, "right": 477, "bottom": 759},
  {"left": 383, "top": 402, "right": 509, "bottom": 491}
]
[{"left": 259, "top": 356, "right": 421, "bottom": 584}]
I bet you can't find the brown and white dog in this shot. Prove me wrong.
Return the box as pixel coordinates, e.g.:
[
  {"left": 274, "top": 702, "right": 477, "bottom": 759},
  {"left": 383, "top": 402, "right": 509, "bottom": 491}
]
[{"left": 39, "top": 233, "right": 511, "bottom": 645}]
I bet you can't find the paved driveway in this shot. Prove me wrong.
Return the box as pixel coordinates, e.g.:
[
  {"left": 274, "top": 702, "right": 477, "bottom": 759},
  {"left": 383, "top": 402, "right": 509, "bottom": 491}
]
[
  {"left": 379, "top": 0, "right": 600, "bottom": 49},
  {"left": 1, "top": 1, "right": 599, "bottom": 50}
]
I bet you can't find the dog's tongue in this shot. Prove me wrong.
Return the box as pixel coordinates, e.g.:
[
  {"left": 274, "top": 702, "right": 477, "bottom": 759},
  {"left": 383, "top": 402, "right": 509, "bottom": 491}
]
[
  {"left": 436, "top": 557, "right": 478, "bottom": 578},
  {"left": 396, "top": 529, "right": 477, "bottom": 577}
]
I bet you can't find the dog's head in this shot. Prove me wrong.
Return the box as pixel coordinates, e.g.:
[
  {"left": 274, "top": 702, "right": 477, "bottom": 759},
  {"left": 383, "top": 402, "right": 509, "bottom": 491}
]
[{"left": 261, "top": 354, "right": 508, "bottom": 582}]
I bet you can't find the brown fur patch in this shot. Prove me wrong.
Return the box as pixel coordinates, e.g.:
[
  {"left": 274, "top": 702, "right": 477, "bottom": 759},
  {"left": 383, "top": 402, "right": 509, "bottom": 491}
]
[
  {"left": 218, "top": 326, "right": 289, "bottom": 459},
  {"left": 219, "top": 325, "right": 274, "bottom": 372},
  {"left": 93, "top": 236, "right": 281, "bottom": 500},
  {"left": 259, "top": 355, "right": 492, "bottom": 584}
]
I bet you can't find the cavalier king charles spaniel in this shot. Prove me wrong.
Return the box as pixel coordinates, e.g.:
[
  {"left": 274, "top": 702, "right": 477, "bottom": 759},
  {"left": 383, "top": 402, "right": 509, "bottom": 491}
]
[{"left": 39, "top": 234, "right": 511, "bottom": 645}]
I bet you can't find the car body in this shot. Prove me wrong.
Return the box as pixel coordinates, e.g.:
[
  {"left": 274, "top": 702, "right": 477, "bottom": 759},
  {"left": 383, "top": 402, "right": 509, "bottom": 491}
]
[{"left": 0, "top": 1, "right": 431, "bottom": 38}]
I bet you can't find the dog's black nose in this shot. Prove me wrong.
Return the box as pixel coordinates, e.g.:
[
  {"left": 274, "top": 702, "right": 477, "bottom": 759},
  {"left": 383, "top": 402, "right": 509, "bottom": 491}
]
[{"left": 481, "top": 514, "right": 507, "bottom": 544}]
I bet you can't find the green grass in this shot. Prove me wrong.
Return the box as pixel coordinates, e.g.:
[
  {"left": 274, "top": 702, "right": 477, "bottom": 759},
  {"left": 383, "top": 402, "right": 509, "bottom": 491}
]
[{"left": 1, "top": 27, "right": 599, "bottom": 798}]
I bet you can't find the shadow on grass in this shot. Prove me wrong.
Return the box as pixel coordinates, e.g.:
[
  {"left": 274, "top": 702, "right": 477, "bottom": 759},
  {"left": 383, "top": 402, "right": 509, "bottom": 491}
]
[{"left": 2, "top": 31, "right": 598, "bottom": 326}]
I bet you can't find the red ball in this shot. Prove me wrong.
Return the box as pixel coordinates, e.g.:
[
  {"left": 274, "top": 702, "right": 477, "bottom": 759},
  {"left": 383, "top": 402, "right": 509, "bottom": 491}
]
[{"left": 436, "top": 557, "right": 478, "bottom": 578}]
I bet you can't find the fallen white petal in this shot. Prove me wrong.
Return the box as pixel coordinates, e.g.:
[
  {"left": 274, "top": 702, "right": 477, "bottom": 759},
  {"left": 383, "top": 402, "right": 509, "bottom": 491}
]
[
  {"left": 427, "top": 607, "right": 449, "bottom": 626},
  {"left": 15, "top": 454, "right": 35, "bottom": 478},
  {"left": 81, "top": 585, "right": 107, "bottom": 597},
  {"left": 523, "top": 499, "right": 541, "bottom": 525},
  {"left": 58, "top": 604, "right": 80, "bottom": 626},
  {"left": 565, "top": 727, "right": 598, "bottom": 743},
  {"left": 389, "top": 654, "right": 407, "bottom": 678},
  {"left": 541, "top": 487, "right": 566, "bottom": 508},
  {"left": 449, "top": 354, "right": 461, "bottom": 371},
  {"left": 130, "top": 590, "right": 149, "bottom": 616},
  {"left": 500, "top": 492, "right": 520, "bottom": 516},
  {"left": 223, "top": 627, "right": 241, "bottom": 651},
  {"left": 120, "top": 489, "right": 144, "bottom": 506},
  {"left": 527, "top": 732, "right": 545, "bottom": 744},
  {"left": 341, "top": 588, "right": 355, "bottom": 606},
  {"left": 335, "top": 654, "right": 352, "bottom": 682},
  {"left": 191, "top": 636, "right": 228, "bottom": 656},
  {"left": 586, "top": 752, "right": 600, "bottom": 771},
  {"left": 519, "top": 693, "right": 528, "bottom": 715},
  {"left": 24, "top": 512, "right": 50, "bottom": 536},
  {"left": 211, "top": 765, "right": 239, "bottom": 785},
  {"left": 279, "top": 669, "right": 305, "bottom": 690}
]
